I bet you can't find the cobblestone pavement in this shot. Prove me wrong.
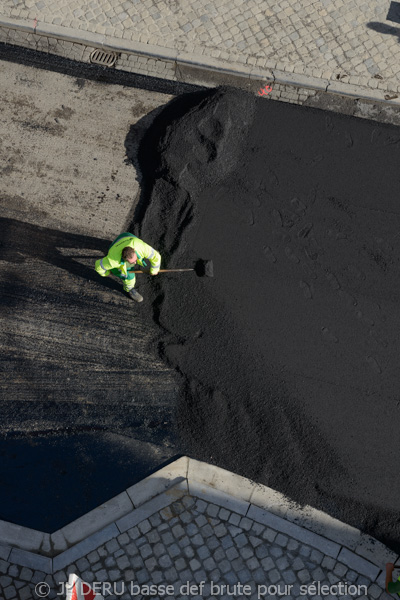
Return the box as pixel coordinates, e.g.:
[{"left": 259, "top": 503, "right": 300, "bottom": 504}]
[
  {"left": 0, "top": 493, "right": 390, "bottom": 600},
  {"left": 2, "top": 0, "right": 400, "bottom": 95}
]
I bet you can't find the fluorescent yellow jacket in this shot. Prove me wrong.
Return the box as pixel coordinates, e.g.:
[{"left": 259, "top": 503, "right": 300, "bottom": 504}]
[{"left": 95, "top": 233, "right": 161, "bottom": 278}]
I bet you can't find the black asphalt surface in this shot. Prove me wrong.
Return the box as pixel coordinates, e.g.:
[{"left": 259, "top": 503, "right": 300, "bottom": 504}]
[
  {"left": 1, "top": 45, "right": 400, "bottom": 551},
  {"left": 136, "top": 86, "right": 400, "bottom": 552}
]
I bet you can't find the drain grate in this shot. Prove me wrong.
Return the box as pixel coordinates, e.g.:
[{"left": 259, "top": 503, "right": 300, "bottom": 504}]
[{"left": 89, "top": 49, "right": 118, "bottom": 67}]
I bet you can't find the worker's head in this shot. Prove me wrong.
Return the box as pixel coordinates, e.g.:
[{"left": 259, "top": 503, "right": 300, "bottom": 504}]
[{"left": 122, "top": 247, "right": 137, "bottom": 264}]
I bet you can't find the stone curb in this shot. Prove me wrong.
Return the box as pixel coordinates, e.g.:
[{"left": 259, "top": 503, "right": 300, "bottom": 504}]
[
  {"left": 0, "top": 456, "right": 398, "bottom": 577},
  {"left": 2, "top": 17, "right": 400, "bottom": 107}
]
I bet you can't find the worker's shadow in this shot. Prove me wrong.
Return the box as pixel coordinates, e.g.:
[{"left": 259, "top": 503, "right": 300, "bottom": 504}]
[{"left": 0, "top": 216, "right": 122, "bottom": 293}]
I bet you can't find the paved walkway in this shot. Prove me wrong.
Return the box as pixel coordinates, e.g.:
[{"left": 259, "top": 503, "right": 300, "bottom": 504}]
[
  {"left": 0, "top": 459, "right": 398, "bottom": 600},
  {"left": 1, "top": 0, "right": 400, "bottom": 104}
]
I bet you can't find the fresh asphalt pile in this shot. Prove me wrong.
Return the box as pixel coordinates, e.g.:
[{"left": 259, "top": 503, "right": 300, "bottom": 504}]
[{"left": 135, "top": 86, "right": 400, "bottom": 552}]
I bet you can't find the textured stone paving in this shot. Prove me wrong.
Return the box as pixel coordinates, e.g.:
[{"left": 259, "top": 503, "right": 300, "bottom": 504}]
[
  {"left": 2, "top": 0, "right": 400, "bottom": 94},
  {"left": 0, "top": 493, "right": 389, "bottom": 600}
]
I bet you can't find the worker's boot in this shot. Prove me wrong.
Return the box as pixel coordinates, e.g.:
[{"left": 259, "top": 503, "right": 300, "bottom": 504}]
[{"left": 128, "top": 289, "right": 143, "bottom": 303}]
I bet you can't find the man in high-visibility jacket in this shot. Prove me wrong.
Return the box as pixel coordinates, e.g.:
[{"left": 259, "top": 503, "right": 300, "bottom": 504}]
[{"left": 95, "top": 232, "right": 161, "bottom": 303}]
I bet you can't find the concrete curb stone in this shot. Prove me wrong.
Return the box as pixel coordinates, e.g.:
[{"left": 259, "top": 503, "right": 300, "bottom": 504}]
[
  {"left": 2, "top": 17, "right": 400, "bottom": 109},
  {"left": 0, "top": 457, "right": 398, "bottom": 579},
  {"left": 52, "top": 523, "right": 120, "bottom": 572},
  {"left": 188, "top": 481, "right": 250, "bottom": 516},
  {"left": 9, "top": 548, "right": 52, "bottom": 574},
  {"left": 116, "top": 482, "right": 187, "bottom": 533}
]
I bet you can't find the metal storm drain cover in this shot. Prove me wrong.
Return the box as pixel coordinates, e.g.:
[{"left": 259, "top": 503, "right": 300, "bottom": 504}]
[{"left": 89, "top": 49, "right": 118, "bottom": 67}]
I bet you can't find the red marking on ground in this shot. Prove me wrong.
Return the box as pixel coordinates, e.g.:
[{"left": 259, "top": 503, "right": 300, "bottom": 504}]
[{"left": 258, "top": 84, "right": 272, "bottom": 97}]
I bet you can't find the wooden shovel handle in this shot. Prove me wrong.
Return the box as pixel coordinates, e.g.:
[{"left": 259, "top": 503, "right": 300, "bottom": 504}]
[{"left": 134, "top": 268, "right": 194, "bottom": 274}]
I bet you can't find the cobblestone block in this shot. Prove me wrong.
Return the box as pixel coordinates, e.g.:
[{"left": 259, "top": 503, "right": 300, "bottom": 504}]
[
  {"left": 262, "top": 528, "right": 277, "bottom": 543},
  {"left": 7, "top": 565, "right": 19, "bottom": 577},
  {"left": 168, "top": 543, "right": 181, "bottom": 558},
  {"left": 194, "top": 568, "right": 207, "bottom": 583},
  {"left": 277, "top": 557, "right": 289, "bottom": 570},
  {"left": 116, "top": 556, "right": 130, "bottom": 569},
  {"left": 172, "top": 524, "right": 185, "bottom": 540},
  {"left": 283, "top": 569, "right": 297, "bottom": 584},
  {"left": 136, "top": 568, "right": 149, "bottom": 583},
  {"left": 159, "top": 554, "right": 173, "bottom": 568},
  {"left": 229, "top": 513, "right": 241, "bottom": 526},
  {"left": 179, "top": 511, "right": 193, "bottom": 524},
  {"left": 327, "top": 572, "right": 340, "bottom": 584},
  {"left": 239, "top": 517, "right": 253, "bottom": 531},
  {"left": 312, "top": 566, "right": 326, "bottom": 581},
  {"left": 268, "top": 568, "right": 281, "bottom": 584},
  {"left": 19, "top": 568, "right": 33, "bottom": 582},
  {"left": 117, "top": 533, "right": 130, "bottom": 545},
  {"left": 334, "top": 562, "right": 347, "bottom": 577},
  {"left": 195, "top": 514, "right": 208, "bottom": 527},
  {"left": 194, "top": 499, "right": 207, "bottom": 512},
  {"left": 228, "top": 524, "right": 242, "bottom": 538},
  {"left": 248, "top": 535, "right": 263, "bottom": 549},
  {"left": 128, "top": 526, "right": 140, "bottom": 540},
  {"left": 165, "top": 566, "right": 178, "bottom": 581},
  {"left": 179, "top": 569, "right": 193, "bottom": 583},
  {"left": 192, "top": 534, "right": 204, "bottom": 547},
  {"left": 298, "top": 569, "right": 311, "bottom": 583},
  {"left": 76, "top": 557, "right": 90, "bottom": 571},
  {"left": 4, "top": 586, "right": 17, "bottom": 600},
  {"left": 208, "top": 536, "right": 220, "bottom": 550},
  {"left": 175, "top": 557, "right": 187, "bottom": 571},
  {"left": 270, "top": 546, "right": 283, "bottom": 558},
  {"left": 189, "top": 558, "right": 201, "bottom": 571},
  {"left": 109, "top": 569, "right": 121, "bottom": 581},
  {"left": 149, "top": 514, "right": 162, "bottom": 528},
  {"left": 81, "top": 571, "right": 95, "bottom": 583},
  {"left": 206, "top": 504, "right": 219, "bottom": 518},
  {"left": 218, "top": 508, "right": 230, "bottom": 521},
  {"left": 138, "top": 519, "right": 151, "bottom": 534},
  {"left": 260, "top": 557, "right": 275, "bottom": 571},
  {"left": 105, "top": 556, "right": 116, "bottom": 568},
  {"left": 19, "top": 588, "right": 32, "bottom": 600},
  {"left": 87, "top": 550, "right": 100, "bottom": 564},
  {"left": 321, "top": 556, "right": 335, "bottom": 570},
  {"left": 198, "top": 546, "right": 211, "bottom": 560},
  {"left": 247, "top": 556, "right": 261, "bottom": 571},
  {"left": 311, "top": 549, "right": 323, "bottom": 564},
  {"left": 0, "top": 576, "right": 12, "bottom": 588},
  {"left": 234, "top": 533, "right": 248, "bottom": 548},
  {"left": 140, "top": 543, "right": 153, "bottom": 559},
  {"left": 250, "top": 522, "right": 264, "bottom": 536},
  {"left": 299, "top": 546, "right": 311, "bottom": 558},
  {"left": 240, "top": 546, "right": 254, "bottom": 560},
  {"left": 126, "top": 542, "right": 138, "bottom": 557},
  {"left": 96, "top": 569, "right": 107, "bottom": 581}
]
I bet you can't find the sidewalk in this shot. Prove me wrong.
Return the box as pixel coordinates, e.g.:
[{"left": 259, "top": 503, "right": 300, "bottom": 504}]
[
  {"left": 0, "top": 458, "right": 398, "bottom": 600},
  {"left": 1, "top": 0, "right": 400, "bottom": 107}
]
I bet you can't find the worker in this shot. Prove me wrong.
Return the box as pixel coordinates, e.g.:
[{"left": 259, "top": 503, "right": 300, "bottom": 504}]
[
  {"left": 386, "top": 563, "right": 400, "bottom": 595},
  {"left": 95, "top": 232, "right": 161, "bottom": 303}
]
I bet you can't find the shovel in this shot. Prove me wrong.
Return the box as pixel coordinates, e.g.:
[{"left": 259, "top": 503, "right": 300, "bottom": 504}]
[{"left": 134, "top": 259, "right": 213, "bottom": 278}]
